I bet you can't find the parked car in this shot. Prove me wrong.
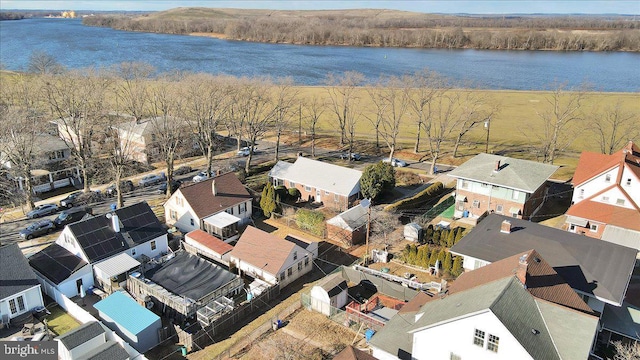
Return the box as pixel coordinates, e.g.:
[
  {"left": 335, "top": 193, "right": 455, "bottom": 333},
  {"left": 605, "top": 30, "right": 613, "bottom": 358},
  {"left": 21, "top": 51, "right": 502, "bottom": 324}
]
[
  {"left": 19, "top": 219, "right": 55, "bottom": 240},
  {"left": 54, "top": 207, "right": 92, "bottom": 229},
  {"left": 59, "top": 191, "right": 83, "bottom": 208},
  {"left": 138, "top": 174, "right": 166, "bottom": 187},
  {"left": 237, "top": 146, "right": 257, "bottom": 157},
  {"left": 105, "top": 180, "right": 135, "bottom": 197},
  {"left": 382, "top": 158, "right": 407, "bottom": 167},
  {"left": 340, "top": 152, "right": 362, "bottom": 161},
  {"left": 26, "top": 203, "right": 59, "bottom": 219},
  {"left": 157, "top": 179, "right": 182, "bottom": 194},
  {"left": 174, "top": 165, "right": 193, "bottom": 175},
  {"left": 192, "top": 171, "right": 211, "bottom": 183}
]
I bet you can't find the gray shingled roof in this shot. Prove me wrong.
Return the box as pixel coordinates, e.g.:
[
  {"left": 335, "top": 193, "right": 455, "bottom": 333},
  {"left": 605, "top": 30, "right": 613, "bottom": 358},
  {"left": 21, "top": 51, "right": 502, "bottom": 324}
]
[
  {"left": 56, "top": 321, "right": 105, "bottom": 350},
  {"left": 84, "top": 341, "right": 130, "bottom": 360},
  {"left": 269, "top": 157, "right": 362, "bottom": 196},
  {"left": 450, "top": 214, "right": 638, "bottom": 306},
  {"left": 315, "top": 272, "right": 348, "bottom": 298},
  {"left": 447, "top": 153, "right": 559, "bottom": 193},
  {"left": 368, "top": 310, "right": 416, "bottom": 360},
  {"left": 0, "top": 243, "right": 40, "bottom": 300},
  {"left": 410, "top": 277, "right": 561, "bottom": 360}
]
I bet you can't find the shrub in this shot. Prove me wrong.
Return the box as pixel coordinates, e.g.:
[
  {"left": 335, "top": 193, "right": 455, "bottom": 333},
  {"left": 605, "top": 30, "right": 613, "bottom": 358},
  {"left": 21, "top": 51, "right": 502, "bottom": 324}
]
[
  {"left": 384, "top": 182, "right": 445, "bottom": 212},
  {"left": 260, "top": 182, "right": 278, "bottom": 217},
  {"left": 288, "top": 187, "right": 301, "bottom": 201},
  {"left": 295, "top": 208, "right": 325, "bottom": 236},
  {"left": 360, "top": 162, "right": 395, "bottom": 200},
  {"left": 274, "top": 185, "right": 288, "bottom": 201}
]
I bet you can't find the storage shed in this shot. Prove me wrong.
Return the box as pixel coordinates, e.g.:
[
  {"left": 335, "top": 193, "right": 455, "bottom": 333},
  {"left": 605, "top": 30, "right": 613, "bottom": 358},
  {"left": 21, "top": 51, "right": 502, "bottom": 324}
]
[
  {"left": 404, "top": 223, "right": 423, "bottom": 242},
  {"left": 310, "top": 272, "right": 348, "bottom": 316}
]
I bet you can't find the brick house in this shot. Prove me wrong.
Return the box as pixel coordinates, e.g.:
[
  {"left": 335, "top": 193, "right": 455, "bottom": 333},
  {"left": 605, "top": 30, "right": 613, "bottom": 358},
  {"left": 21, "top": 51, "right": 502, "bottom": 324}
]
[
  {"left": 269, "top": 157, "right": 362, "bottom": 211},
  {"left": 447, "top": 153, "right": 558, "bottom": 222},
  {"left": 565, "top": 141, "right": 640, "bottom": 253}
]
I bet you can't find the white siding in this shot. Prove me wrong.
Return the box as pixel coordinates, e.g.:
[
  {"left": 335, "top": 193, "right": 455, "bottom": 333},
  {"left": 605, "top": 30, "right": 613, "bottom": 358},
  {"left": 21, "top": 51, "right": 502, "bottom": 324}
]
[
  {"left": 164, "top": 191, "right": 199, "bottom": 232},
  {"left": 572, "top": 167, "right": 619, "bottom": 204},
  {"left": 371, "top": 347, "right": 401, "bottom": 360},
  {"left": 34, "top": 264, "right": 93, "bottom": 299},
  {"left": 591, "top": 186, "right": 635, "bottom": 209},
  {"left": 67, "top": 334, "right": 106, "bottom": 360},
  {"left": 621, "top": 166, "right": 640, "bottom": 206},
  {"left": 129, "top": 234, "right": 168, "bottom": 260},
  {"left": 412, "top": 311, "right": 532, "bottom": 360},
  {"left": 0, "top": 286, "right": 44, "bottom": 320},
  {"left": 55, "top": 227, "right": 89, "bottom": 262}
]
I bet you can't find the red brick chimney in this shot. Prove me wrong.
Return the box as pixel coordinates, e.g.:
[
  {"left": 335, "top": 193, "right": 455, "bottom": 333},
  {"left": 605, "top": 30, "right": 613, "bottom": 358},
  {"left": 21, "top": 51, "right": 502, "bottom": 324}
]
[
  {"left": 516, "top": 253, "right": 528, "bottom": 286},
  {"left": 494, "top": 160, "right": 501, "bottom": 172},
  {"left": 500, "top": 220, "right": 512, "bottom": 234}
]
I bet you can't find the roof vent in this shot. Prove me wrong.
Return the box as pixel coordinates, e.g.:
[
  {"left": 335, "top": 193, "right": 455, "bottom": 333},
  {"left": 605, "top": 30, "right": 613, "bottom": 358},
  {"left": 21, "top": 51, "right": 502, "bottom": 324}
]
[
  {"left": 500, "top": 220, "right": 512, "bottom": 234},
  {"left": 533, "top": 257, "right": 541, "bottom": 263},
  {"left": 111, "top": 213, "right": 120, "bottom": 232},
  {"left": 531, "top": 329, "right": 540, "bottom": 335},
  {"left": 212, "top": 179, "right": 217, "bottom": 196}
]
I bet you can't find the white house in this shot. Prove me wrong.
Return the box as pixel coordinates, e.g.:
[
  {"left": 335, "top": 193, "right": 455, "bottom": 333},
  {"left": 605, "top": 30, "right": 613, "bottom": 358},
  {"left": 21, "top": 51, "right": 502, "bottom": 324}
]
[
  {"left": 565, "top": 141, "right": 640, "bottom": 250},
  {"left": 310, "top": 272, "right": 349, "bottom": 316},
  {"left": 29, "top": 202, "right": 168, "bottom": 298},
  {"left": 269, "top": 157, "right": 362, "bottom": 211},
  {"left": 229, "top": 226, "right": 318, "bottom": 288},
  {"left": 164, "top": 172, "right": 253, "bottom": 242},
  {"left": 0, "top": 244, "right": 45, "bottom": 323}
]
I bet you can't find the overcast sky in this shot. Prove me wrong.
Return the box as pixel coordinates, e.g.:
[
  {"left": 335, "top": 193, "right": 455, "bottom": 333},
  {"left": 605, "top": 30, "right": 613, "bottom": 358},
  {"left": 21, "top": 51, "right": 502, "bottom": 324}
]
[{"left": 2, "top": 1, "right": 639, "bottom": 14}]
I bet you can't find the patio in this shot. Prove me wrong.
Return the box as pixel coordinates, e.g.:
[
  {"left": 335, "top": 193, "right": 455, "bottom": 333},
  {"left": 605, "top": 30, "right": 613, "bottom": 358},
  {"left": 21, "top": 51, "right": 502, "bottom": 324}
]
[{"left": 0, "top": 309, "right": 53, "bottom": 341}]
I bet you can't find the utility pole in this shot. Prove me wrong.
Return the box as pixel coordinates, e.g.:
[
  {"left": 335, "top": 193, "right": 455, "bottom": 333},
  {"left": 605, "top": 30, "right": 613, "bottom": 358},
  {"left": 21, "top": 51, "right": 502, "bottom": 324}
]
[
  {"left": 298, "top": 103, "right": 302, "bottom": 148},
  {"left": 484, "top": 116, "right": 491, "bottom": 154},
  {"left": 361, "top": 199, "right": 372, "bottom": 265}
]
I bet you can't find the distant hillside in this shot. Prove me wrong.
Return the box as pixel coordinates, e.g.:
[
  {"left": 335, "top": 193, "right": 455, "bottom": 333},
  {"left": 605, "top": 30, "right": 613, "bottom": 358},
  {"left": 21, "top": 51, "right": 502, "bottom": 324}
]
[{"left": 82, "top": 7, "right": 640, "bottom": 51}]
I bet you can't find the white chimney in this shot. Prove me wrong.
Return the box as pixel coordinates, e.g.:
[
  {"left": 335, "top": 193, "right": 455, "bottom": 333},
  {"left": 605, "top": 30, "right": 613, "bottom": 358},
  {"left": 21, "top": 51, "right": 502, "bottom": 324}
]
[
  {"left": 112, "top": 213, "right": 120, "bottom": 233},
  {"left": 212, "top": 179, "right": 217, "bottom": 196},
  {"left": 500, "top": 220, "right": 511, "bottom": 234}
]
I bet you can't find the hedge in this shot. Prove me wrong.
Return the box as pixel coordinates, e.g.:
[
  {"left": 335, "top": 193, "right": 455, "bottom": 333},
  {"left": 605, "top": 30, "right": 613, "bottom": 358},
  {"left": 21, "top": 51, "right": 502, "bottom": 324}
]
[
  {"left": 384, "top": 182, "right": 445, "bottom": 212},
  {"left": 295, "top": 208, "right": 325, "bottom": 236}
]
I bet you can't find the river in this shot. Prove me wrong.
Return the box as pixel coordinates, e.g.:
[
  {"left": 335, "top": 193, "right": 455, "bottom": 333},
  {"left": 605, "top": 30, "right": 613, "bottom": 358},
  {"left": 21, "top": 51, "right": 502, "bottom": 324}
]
[{"left": 1, "top": 18, "right": 639, "bottom": 92}]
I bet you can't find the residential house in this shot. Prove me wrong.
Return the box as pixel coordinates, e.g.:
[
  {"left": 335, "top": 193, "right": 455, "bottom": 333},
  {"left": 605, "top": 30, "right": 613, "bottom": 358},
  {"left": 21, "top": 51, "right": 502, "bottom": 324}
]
[
  {"left": 370, "top": 250, "right": 599, "bottom": 360},
  {"left": 183, "top": 229, "right": 234, "bottom": 266},
  {"left": 448, "top": 153, "right": 558, "bottom": 221},
  {"left": 56, "top": 321, "right": 129, "bottom": 360},
  {"left": 127, "top": 251, "right": 243, "bottom": 321},
  {"left": 94, "top": 291, "right": 162, "bottom": 353},
  {"left": 30, "top": 202, "right": 168, "bottom": 298},
  {"left": 310, "top": 272, "right": 349, "bottom": 316},
  {"left": 450, "top": 214, "right": 639, "bottom": 351},
  {"left": 164, "top": 172, "right": 253, "bottom": 242},
  {"left": 229, "top": 226, "right": 318, "bottom": 288},
  {"left": 0, "top": 244, "right": 45, "bottom": 323},
  {"left": 1, "top": 133, "right": 82, "bottom": 194},
  {"left": 565, "top": 141, "right": 640, "bottom": 253},
  {"left": 269, "top": 157, "right": 362, "bottom": 211},
  {"left": 326, "top": 204, "right": 368, "bottom": 246}
]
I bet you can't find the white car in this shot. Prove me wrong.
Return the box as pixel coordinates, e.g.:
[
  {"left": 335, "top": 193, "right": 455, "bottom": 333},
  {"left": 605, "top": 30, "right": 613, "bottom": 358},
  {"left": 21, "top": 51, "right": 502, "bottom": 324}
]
[
  {"left": 192, "top": 171, "right": 211, "bottom": 183},
  {"left": 382, "top": 158, "right": 407, "bottom": 167},
  {"left": 237, "top": 146, "right": 256, "bottom": 157}
]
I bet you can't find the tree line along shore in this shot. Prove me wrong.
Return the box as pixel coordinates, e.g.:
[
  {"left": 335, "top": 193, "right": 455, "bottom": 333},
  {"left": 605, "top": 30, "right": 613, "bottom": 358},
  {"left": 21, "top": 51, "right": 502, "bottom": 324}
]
[{"left": 78, "top": 8, "right": 640, "bottom": 52}]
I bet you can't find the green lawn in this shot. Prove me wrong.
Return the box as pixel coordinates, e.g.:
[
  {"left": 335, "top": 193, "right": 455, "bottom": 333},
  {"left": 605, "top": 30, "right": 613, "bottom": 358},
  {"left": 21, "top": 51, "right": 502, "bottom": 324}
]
[{"left": 46, "top": 305, "right": 81, "bottom": 336}]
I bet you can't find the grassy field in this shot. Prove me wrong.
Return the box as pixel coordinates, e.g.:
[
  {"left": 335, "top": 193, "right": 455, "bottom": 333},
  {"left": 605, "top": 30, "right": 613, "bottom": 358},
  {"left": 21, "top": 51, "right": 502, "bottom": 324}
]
[{"left": 46, "top": 305, "right": 81, "bottom": 336}]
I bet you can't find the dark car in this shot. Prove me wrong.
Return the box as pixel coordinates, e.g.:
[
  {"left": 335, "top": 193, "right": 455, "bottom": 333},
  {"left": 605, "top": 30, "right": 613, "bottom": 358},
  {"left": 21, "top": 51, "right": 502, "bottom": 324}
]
[
  {"left": 340, "top": 152, "right": 362, "bottom": 161},
  {"left": 54, "top": 207, "right": 92, "bottom": 229},
  {"left": 59, "top": 191, "right": 83, "bottom": 208},
  {"left": 157, "top": 179, "right": 182, "bottom": 194},
  {"left": 174, "top": 165, "right": 192, "bottom": 175},
  {"left": 105, "top": 180, "right": 135, "bottom": 197},
  {"left": 20, "top": 219, "right": 55, "bottom": 239},
  {"left": 26, "top": 203, "right": 58, "bottom": 219}
]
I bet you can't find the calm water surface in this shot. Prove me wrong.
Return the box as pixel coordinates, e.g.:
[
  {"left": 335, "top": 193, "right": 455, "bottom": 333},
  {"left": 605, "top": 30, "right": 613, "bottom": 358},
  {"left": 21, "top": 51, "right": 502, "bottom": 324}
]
[{"left": 1, "top": 18, "right": 639, "bottom": 91}]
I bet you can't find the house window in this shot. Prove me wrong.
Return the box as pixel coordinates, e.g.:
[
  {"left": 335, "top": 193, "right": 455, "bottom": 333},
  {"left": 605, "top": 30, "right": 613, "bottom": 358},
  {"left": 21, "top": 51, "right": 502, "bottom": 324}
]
[
  {"left": 601, "top": 196, "right": 609, "bottom": 202},
  {"left": 190, "top": 218, "right": 195, "bottom": 226},
  {"left": 461, "top": 180, "right": 469, "bottom": 189},
  {"left": 305, "top": 257, "right": 309, "bottom": 267},
  {"left": 9, "top": 295, "right": 26, "bottom": 315},
  {"left": 226, "top": 208, "right": 233, "bottom": 215},
  {"left": 512, "top": 190, "right": 520, "bottom": 200},
  {"left": 280, "top": 272, "right": 285, "bottom": 281},
  {"left": 496, "top": 204, "right": 503, "bottom": 213},
  {"left": 151, "top": 240, "right": 157, "bottom": 251},
  {"left": 590, "top": 224, "right": 598, "bottom": 232},
  {"left": 579, "top": 189, "right": 584, "bottom": 198},
  {"left": 626, "top": 178, "right": 632, "bottom": 186},
  {"left": 305, "top": 185, "right": 311, "bottom": 192},
  {"left": 569, "top": 224, "right": 576, "bottom": 232},
  {"left": 170, "top": 210, "right": 177, "bottom": 220},
  {"left": 288, "top": 268, "right": 293, "bottom": 276},
  {"left": 472, "top": 200, "right": 480, "bottom": 209},
  {"left": 473, "top": 329, "right": 485, "bottom": 347},
  {"left": 293, "top": 251, "right": 298, "bottom": 261},
  {"left": 617, "top": 198, "right": 625, "bottom": 206},
  {"left": 325, "top": 190, "right": 330, "bottom": 195},
  {"left": 487, "top": 334, "right": 499, "bottom": 352},
  {"left": 176, "top": 197, "right": 183, "bottom": 206},
  {"left": 605, "top": 174, "right": 611, "bottom": 182},
  {"left": 240, "top": 202, "right": 247, "bottom": 213},
  {"left": 289, "top": 181, "right": 296, "bottom": 188},
  {"left": 450, "top": 354, "right": 462, "bottom": 360},
  {"left": 297, "top": 262, "right": 302, "bottom": 271}
]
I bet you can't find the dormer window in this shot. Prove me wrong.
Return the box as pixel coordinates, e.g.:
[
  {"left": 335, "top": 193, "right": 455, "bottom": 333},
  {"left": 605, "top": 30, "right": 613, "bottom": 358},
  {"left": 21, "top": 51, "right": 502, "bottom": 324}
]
[
  {"left": 617, "top": 198, "right": 625, "bottom": 206},
  {"left": 293, "top": 251, "right": 297, "bottom": 261},
  {"left": 627, "top": 178, "right": 632, "bottom": 186},
  {"left": 605, "top": 174, "right": 611, "bottom": 182},
  {"left": 601, "top": 196, "right": 609, "bottom": 202}
]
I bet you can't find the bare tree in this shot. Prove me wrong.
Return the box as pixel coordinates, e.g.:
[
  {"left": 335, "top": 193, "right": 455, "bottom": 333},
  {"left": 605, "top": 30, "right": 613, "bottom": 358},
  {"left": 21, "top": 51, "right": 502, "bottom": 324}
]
[
  {"left": 533, "top": 83, "right": 586, "bottom": 164},
  {"left": 112, "top": 62, "right": 155, "bottom": 122},
  {"left": 610, "top": 340, "right": 640, "bottom": 360},
  {"left": 366, "top": 76, "right": 410, "bottom": 160},
  {"left": 102, "top": 113, "right": 138, "bottom": 208},
  {"left": 27, "top": 51, "right": 64, "bottom": 75},
  {"left": 589, "top": 101, "right": 638, "bottom": 155},
  {"left": 301, "top": 95, "right": 325, "bottom": 158},
  {"left": 271, "top": 78, "right": 298, "bottom": 161},
  {"left": 148, "top": 76, "right": 187, "bottom": 197},
  {"left": 424, "top": 90, "right": 462, "bottom": 175},
  {"left": 405, "top": 69, "right": 447, "bottom": 153},
  {"left": 451, "top": 90, "right": 499, "bottom": 157},
  {"left": 325, "top": 71, "right": 364, "bottom": 146},
  {"left": 181, "top": 74, "right": 230, "bottom": 175},
  {"left": 232, "top": 78, "right": 275, "bottom": 174},
  {"left": 42, "top": 70, "right": 110, "bottom": 192}
]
